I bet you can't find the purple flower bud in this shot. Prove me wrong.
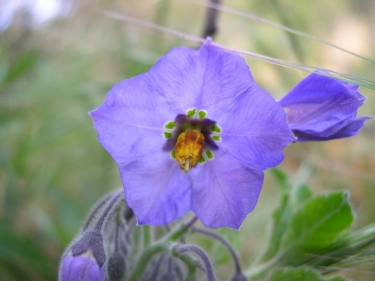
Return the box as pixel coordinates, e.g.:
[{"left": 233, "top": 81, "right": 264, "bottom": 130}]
[
  {"left": 59, "top": 232, "right": 106, "bottom": 281},
  {"left": 279, "top": 72, "right": 371, "bottom": 141},
  {"left": 59, "top": 251, "right": 105, "bottom": 281}
]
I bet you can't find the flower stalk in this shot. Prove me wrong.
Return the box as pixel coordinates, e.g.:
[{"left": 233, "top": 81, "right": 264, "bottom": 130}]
[
  {"left": 193, "top": 227, "right": 242, "bottom": 274},
  {"left": 175, "top": 244, "right": 217, "bottom": 281}
]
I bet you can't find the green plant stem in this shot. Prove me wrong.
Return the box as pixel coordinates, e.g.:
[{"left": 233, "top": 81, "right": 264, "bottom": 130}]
[
  {"left": 172, "top": 246, "right": 200, "bottom": 281},
  {"left": 143, "top": 225, "right": 152, "bottom": 248},
  {"left": 128, "top": 217, "right": 197, "bottom": 280},
  {"left": 128, "top": 243, "right": 168, "bottom": 281},
  {"left": 193, "top": 227, "right": 242, "bottom": 273}
]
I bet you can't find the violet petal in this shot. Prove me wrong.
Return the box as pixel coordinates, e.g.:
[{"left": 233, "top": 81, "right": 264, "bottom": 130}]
[
  {"left": 218, "top": 83, "right": 295, "bottom": 170},
  {"left": 294, "top": 116, "right": 371, "bottom": 141},
  {"left": 189, "top": 150, "right": 264, "bottom": 229},
  {"left": 119, "top": 150, "right": 191, "bottom": 225}
]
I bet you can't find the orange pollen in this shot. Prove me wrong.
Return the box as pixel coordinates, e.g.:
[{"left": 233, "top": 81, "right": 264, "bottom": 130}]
[{"left": 174, "top": 130, "right": 205, "bottom": 173}]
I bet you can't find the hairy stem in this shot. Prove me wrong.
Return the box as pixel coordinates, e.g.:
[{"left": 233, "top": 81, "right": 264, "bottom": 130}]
[
  {"left": 193, "top": 227, "right": 242, "bottom": 274},
  {"left": 176, "top": 244, "right": 217, "bottom": 281}
]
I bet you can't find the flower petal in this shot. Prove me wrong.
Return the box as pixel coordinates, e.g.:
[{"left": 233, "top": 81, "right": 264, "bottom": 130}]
[
  {"left": 189, "top": 150, "right": 264, "bottom": 229},
  {"left": 148, "top": 42, "right": 253, "bottom": 115},
  {"left": 218, "top": 85, "right": 295, "bottom": 170},
  {"left": 90, "top": 75, "right": 169, "bottom": 165},
  {"left": 279, "top": 73, "right": 366, "bottom": 135},
  {"left": 295, "top": 116, "right": 371, "bottom": 141},
  {"left": 119, "top": 150, "right": 191, "bottom": 225}
]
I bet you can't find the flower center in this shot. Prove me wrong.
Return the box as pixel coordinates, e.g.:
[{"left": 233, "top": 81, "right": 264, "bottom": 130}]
[
  {"left": 163, "top": 108, "right": 222, "bottom": 173},
  {"left": 175, "top": 130, "right": 205, "bottom": 173}
]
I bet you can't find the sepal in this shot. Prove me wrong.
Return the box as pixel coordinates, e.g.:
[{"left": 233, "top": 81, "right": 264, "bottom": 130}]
[{"left": 58, "top": 232, "right": 106, "bottom": 281}]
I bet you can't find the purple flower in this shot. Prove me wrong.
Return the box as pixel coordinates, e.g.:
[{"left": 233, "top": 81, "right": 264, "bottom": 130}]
[
  {"left": 90, "top": 42, "right": 294, "bottom": 229},
  {"left": 279, "top": 72, "right": 371, "bottom": 142}
]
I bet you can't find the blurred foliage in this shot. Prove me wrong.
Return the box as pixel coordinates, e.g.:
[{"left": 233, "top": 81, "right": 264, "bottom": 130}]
[
  {"left": 248, "top": 168, "right": 355, "bottom": 280},
  {"left": 0, "top": 0, "right": 374, "bottom": 280},
  {"left": 269, "top": 267, "right": 346, "bottom": 281}
]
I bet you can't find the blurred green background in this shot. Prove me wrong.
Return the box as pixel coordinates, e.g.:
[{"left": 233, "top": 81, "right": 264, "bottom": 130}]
[{"left": 0, "top": 0, "right": 374, "bottom": 280}]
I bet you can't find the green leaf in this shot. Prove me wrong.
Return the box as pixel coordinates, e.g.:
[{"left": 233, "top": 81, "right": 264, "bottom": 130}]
[
  {"left": 257, "top": 168, "right": 314, "bottom": 265},
  {"left": 278, "top": 192, "right": 354, "bottom": 264},
  {"left": 268, "top": 267, "right": 347, "bottom": 281},
  {"left": 257, "top": 168, "right": 293, "bottom": 263},
  {"left": 257, "top": 192, "right": 293, "bottom": 263},
  {"left": 294, "top": 183, "right": 312, "bottom": 206},
  {"left": 270, "top": 167, "right": 290, "bottom": 192}
]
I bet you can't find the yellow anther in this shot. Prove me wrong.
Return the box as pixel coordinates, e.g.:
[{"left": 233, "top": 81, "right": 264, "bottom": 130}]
[{"left": 175, "top": 130, "right": 205, "bottom": 173}]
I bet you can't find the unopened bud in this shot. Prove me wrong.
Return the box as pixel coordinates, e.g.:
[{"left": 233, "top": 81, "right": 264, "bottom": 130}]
[
  {"left": 59, "top": 251, "right": 105, "bottom": 281},
  {"left": 107, "top": 253, "right": 126, "bottom": 281},
  {"left": 59, "top": 232, "right": 106, "bottom": 281}
]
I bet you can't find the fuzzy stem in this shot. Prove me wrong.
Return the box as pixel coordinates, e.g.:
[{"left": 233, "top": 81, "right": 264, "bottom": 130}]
[
  {"left": 128, "top": 218, "right": 196, "bottom": 280},
  {"left": 128, "top": 243, "right": 168, "bottom": 281},
  {"left": 94, "top": 189, "right": 123, "bottom": 231},
  {"left": 172, "top": 246, "right": 200, "bottom": 281},
  {"left": 176, "top": 244, "right": 217, "bottom": 281},
  {"left": 82, "top": 189, "right": 120, "bottom": 231},
  {"left": 185, "top": 216, "right": 198, "bottom": 229},
  {"left": 161, "top": 216, "right": 197, "bottom": 242},
  {"left": 193, "top": 227, "right": 242, "bottom": 274}
]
